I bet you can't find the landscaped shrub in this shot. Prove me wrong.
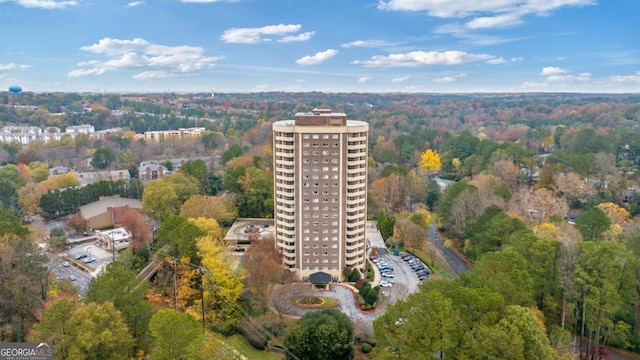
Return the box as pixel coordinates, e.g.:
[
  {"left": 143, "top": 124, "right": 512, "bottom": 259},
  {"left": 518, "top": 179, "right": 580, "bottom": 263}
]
[
  {"left": 359, "top": 282, "right": 371, "bottom": 299},
  {"left": 354, "top": 278, "right": 366, "bottom": 289},
  {"left": 361, "top": 343, "right": 373, "bottom": 353},
  {"left": 365, "top": 288, "right": 378, "bottom": 306},
  {"left": 357, "top": 294, "right": 366, "bottom": 307},
  {"left": 349, "top": 268, "right": 361, "bottom": 282}
]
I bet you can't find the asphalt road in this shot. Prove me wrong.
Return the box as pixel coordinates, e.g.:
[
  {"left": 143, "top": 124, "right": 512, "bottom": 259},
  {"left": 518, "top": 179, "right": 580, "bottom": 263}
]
[
  {"left": 47, "top": 252, "right": 93, "bottom": 294},
  {"left": 427, "top": 224, "right": 471, "bottom": 276}
]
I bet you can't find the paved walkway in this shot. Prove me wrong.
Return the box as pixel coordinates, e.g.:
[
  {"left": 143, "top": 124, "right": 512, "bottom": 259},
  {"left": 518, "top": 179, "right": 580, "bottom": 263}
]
[{"left": 270, "top": 283, "right": 386, "bottom": 327}]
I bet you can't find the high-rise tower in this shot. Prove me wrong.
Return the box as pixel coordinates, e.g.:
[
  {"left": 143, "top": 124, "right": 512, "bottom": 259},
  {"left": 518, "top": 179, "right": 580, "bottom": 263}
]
[{"left": 272, "top": 109, "right": 369, "bottom": 282}]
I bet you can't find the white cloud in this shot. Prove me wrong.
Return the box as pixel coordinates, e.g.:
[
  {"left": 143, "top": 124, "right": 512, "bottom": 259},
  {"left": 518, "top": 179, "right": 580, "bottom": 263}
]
[
  {"left": 12, "top": 0, "right": 77, "bottom": 9},
  {"left": 486, "top": 57, "right": 507, "bottom": 65},
  {"left": 352, "top": 50, "right": 493, "bottom": 67},
  {"left": 127, "top": 1, "right": 143, "bottom": 7},
  {"left": 434, "top": 23, "right": 518, "bottom": 46},
  {"left": 341, "top": 39, "right": 398, "bottom": 48},
  {"left": 546, "top": 72, "right": 591, "bottom": 82},
  {"left": 69, "top": 37, "right": 221, "bottom": 79},
  {"left": 536, "top": 66, "right": 591, "bottom": 83},
  {"left": 378, "top": 0, "right": 595, "bottom": 29},
  {"left": 181, "top": 0, "right": 239, "bottom": 2},
  {"left": 391, "top": 76, "right": 410, "bottom": 83},
  {"left": 278, "top": 31, "right": 315, "bottom": 43},
  {"left": 465, "top": 13, "right": 523, "bottom": 29},
  {"left": 433, "top": 73, "right": 467, "bottom": 83},
  {"left": 0, "top": 63, "right": 31, "bottom": 70},
  {"left": 611, "top": 71, "right": 640, "bottom": 83},
  {"left": 296, "top": 49, "right": 338, "bottom": 66},
  {"left": 540, "top": 66, "right": 569, "bottom": 76},
  {"left": 253, "top": 84, "right": 270, "bottom": 91},
  {"left": 221, "top": 24, "right": 312, "bottom": 44},
  {"left": 521, "top": 81, "right": 549, "bottom": 89},
  {"left": 358, "top": 77, "right": 372, "bottom": 83}
]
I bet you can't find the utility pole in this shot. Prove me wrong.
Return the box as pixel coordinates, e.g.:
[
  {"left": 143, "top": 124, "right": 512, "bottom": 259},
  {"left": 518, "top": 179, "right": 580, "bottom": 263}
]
[{"left": 199, "top": 268, "right": 205, "bottom": 333}]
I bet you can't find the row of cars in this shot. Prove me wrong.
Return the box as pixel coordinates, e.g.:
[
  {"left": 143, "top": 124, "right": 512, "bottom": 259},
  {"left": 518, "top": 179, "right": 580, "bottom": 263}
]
[
  {"left": 401, "top": 254, "right": 430, "bottom": 281},
  {"left": 370, "top": 256, "right": 395, "bottom": 287}
]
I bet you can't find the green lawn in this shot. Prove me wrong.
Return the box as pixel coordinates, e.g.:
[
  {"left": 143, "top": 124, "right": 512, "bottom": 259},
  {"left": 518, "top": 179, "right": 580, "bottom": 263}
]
[{"left": 221, "top": 334, "right": 281, "bottom": 360}]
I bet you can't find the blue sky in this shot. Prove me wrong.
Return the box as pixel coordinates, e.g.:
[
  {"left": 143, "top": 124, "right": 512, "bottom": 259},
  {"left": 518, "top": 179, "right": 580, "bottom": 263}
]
[{"left": 1, "top": 0, "right": 639, "bottom": 93}]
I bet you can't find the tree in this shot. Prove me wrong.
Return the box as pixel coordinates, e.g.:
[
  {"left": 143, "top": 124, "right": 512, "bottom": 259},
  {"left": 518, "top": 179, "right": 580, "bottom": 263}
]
[
  {"left": 29, "top": 298, "right": 77, "bottom": 359},
  {"left": 575, "top": 206, "right": 611, "bottom": 240},
  {"left": 243, "top": 237, "right": 288, "bottom": 314},
  {"left": 179, "top": 159, "right": 208, "bottom": 184},
  {"left": 0, "top": 230, "right": 48, "bottom": 341},
  {"left": 149, "top": 309, "right": 204, "bottom": 360},
  {"left": 142, "top": 180, "right": 181, "bottom": 220},
  {"left": 65, "top": 213, "right": 88, "bottom": 236},
  {"left": 419, "top": 149, "right": 441, "bottom": 176},
  {"left": 425, "top": 179, "right": 441, "bottom": 210},
  {"left": 198, "top": 234, "right": 245, "bottom": 321},
  {"left": 553, "top": 171, "right": 596, "bottom": 207},
  {"left": 62, "top": 302, "right": 134, "bottom": 360},
  {"left": 370, "top": 174, "right": 405, "bottom": 215},
  {"left": 91, "top": 148, "right": 116, "bottom": 169},
  {"left": 573, "top": 240, "right": 630, "bottom": 359},
  {"left": 122, "top": 208, "right": 152, "bottom": 253},
  {"left": 180, "top": 195, "right": 237, "bottom": 227},
  {"left": 236, "top": 167, "right": 273, "bottom": 218},
  {"left": 284, "top": 309, "right": 354, "bottom": 360},
  {"left": 85, "top": 261, "right": 154, "bottom": 354},
  {"left": 471, "top": 250, "right": 534, "bottom": 306},
  {"left": 374, "top": 288, "right": 456, "bottom": 359},
  {"left": 377, "top": 210, "right": 395, "bottom": 241},
  {"left": 509, "top": 188, "right": 569, "bottom": 226},
  {"left": 28, "top": 161, "right": 50, "bottom": 183}
]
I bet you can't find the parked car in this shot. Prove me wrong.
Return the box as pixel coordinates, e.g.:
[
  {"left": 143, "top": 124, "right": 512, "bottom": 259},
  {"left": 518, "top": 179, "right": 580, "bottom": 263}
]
[
  {"left": 382, "top": 272, "right": 395, "bottom": 278},
  {"left": 379, "top": 281, "right": 393, "bottom": 287},
  {"left": 62, "top": 261, "right": 70, "bottom": 267},
  {"left": 379, "top": 266, "right": 394, "bottom": 272},
  {"left": 75, "top": 253, "right": 88, "bottom": 260},
  {"left": 82, "top": 257, "right": 96, "bottom": 264}
]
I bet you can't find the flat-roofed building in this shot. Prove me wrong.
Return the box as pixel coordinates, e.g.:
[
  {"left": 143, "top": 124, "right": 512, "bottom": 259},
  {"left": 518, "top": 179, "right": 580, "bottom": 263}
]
[{"left": 272, "top": 108, "right": 369, "bottom": 282}]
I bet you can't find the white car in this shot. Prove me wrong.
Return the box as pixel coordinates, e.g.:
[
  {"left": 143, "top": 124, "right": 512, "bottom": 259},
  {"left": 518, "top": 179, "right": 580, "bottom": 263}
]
[
  {"left": 379, "top": 281, "right": 393, "bottom": 287},
  {"left": 382, "top": 272, "right": 395, "bottom": 278},
  {"left": 62, "top": 261, "right": 70, "bottom": 267},
  {"left": 68, "top": 275, "right": 76, "bottom": 281}
]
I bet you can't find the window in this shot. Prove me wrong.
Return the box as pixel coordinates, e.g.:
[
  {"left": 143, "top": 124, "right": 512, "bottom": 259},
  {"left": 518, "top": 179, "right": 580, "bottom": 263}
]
[
  {"left": 332, "top": 134, "right": 339, "bottom": 139},
  {"left": 303, "top": 134, "right": 310, "bottom": 139},
  {"left": 332, "top": 167, "right": 338, "bottom": 171},
  {"left": 303, "top": 143, "right": 309, "bottom": 147},
  {"left": 332, "top": 159, "right": 339, "bottom": 163},
  {"left": 312, "top": 134, "right": 319, "bottom": 139},
  {"left": 323, "top": 134, "right": 329, "bottom": 139}
]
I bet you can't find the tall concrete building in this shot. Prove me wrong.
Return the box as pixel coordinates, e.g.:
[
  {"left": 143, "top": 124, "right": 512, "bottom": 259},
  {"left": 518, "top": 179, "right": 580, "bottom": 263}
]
[{"left": 272, "top": 109, "right": 369, "bottom": 282}]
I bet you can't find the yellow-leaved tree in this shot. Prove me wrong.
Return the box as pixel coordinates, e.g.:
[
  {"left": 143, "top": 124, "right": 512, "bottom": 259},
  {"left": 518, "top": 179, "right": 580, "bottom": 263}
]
[
  {"left": 197, "top": 233, "right": 244, "bottom": 322},
  {"left": 596, "top": 202, "right": 629, "bottom": 239},
  {"left": 419, "top": 149, "right": 441, "bottom": 177}
]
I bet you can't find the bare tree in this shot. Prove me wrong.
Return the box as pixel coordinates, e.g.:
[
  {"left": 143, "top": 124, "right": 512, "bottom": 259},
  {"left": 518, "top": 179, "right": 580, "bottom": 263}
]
[{"left": 385, "top": 282, "right": 409, "bottom": 304}]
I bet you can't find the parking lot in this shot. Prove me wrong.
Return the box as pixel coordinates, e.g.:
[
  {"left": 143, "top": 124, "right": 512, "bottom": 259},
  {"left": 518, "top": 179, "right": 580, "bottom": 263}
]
[{"left": 371, "top": 252, "right": 430, "bottom": 297}]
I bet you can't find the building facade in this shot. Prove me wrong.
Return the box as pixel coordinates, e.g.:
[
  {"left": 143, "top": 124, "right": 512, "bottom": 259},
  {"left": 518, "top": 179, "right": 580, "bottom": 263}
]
[{"left": 272, "top": 109, "right": 369, "bottom": 282}]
